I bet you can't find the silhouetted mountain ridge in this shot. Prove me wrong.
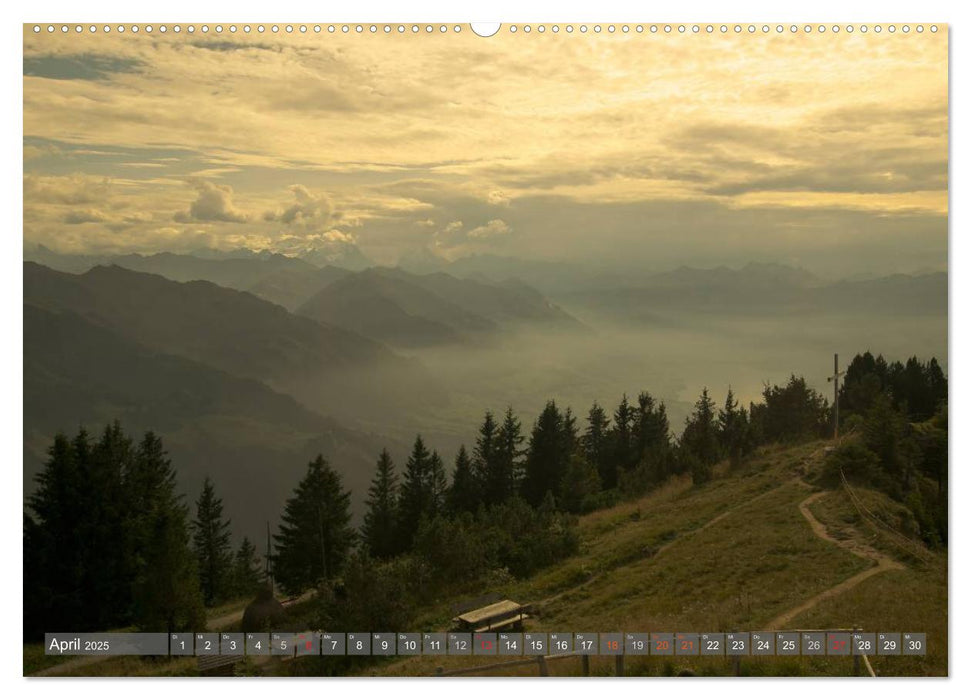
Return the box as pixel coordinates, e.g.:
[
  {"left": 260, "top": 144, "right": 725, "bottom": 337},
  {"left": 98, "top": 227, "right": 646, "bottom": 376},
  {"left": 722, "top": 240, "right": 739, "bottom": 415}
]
[
  {"left": 296, "top": 266, "right": 584, "bottom": 348},
  {"left": 23, "top": 262, "right": 445, "bottom": 422},
  {"left": 23, "top": 245, "right": 355, "bottom": 310},
  {"left": 24, "top": 303, "right": 396, "bottom": 541},
  {"left": 566, "top": 266, "right": 946, "bottom": 318}
]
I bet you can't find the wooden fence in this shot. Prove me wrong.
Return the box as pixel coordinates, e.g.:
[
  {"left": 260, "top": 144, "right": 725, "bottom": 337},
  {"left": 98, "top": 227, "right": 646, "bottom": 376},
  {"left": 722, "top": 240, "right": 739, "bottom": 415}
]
[
  {"left": 435, "top": 651, "right": 623, "bottom": 677},
  {"left": 433, "top": 628, "right": 877, "bottom": 678}
]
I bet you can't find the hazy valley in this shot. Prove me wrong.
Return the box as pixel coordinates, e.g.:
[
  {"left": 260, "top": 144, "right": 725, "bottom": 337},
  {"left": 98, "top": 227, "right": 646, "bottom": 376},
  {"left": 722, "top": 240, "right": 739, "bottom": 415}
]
[{"left": 23, "top": 246, "right": 948, "bottom": 544}]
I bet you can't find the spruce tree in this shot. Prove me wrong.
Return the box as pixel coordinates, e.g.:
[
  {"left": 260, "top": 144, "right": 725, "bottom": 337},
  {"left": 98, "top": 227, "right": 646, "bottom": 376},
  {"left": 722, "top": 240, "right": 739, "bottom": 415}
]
[
  {"left": 634, "top": 392, "right": 670, "bottom": 455},
  {"left": 24, "top": 432, "right": 86, "bottom": 637},
  {"left": 471, "top": 411, "right": 498, "bottom": 506},
  {"left": 192, "top": 476, "right": 233, "bottom": 606},
  {"left": 273, "top": 455, "right": 355, "bottom": 595},
  {"left": 682, "top": 388, "right": 720, "bottom": 484},
  {"left": 563, "top": 407, "right": 579, "bottom": 455},
  {"left": 559, "top": 452, "right": 601, "bottom": 513},
  {"left": 397, "top": 435, "right": 447, "bottom": 550},
  {"left": 490, "top": 407, "right": 525, "bottom": 504},
  {"left": 86, "top": 423, "right": 136, "bottom": 629},
  {"left": 582, "top": 402, "right": 612, "bottom": 487},
  {"left": 862, "top": 392, "right": 909, "bottom": 483},
  {"left": 133, "top": 505, "right": 206, "bottom": 633},
  {"left": 232, "top": 536, "right": 263, "bottom": 598},
  {"left": 361, "top": 449, "right": 400, "bottom": 559},
  {"left": 632, "top": 392, "right": 673, "bottom": 485},
  {"left": 130, "top": 432, "right": 205, "bottom": 632},
  {"left": 761, "top": 375, "right": 830, "bottom": 442},
  {"left": 429, "top": 450, "right": 449, "bottom": 508},
  {"left": 521, "top": 401, "right": 572, "bottom": 507},
  {"left": 611, "top": 394, "right": 634, "bottom": 475},
  {"left": 926, "top": 358, "right": 948, "bottom": 417},
  {"left": 718, "top": 388, "right": 752, "bottom": 469},
  {"left": 448, "top": 445, "right": 479, "bottom": 514},
  {"left": 26, "top": 424, "right": 205, "bottom": 637}
]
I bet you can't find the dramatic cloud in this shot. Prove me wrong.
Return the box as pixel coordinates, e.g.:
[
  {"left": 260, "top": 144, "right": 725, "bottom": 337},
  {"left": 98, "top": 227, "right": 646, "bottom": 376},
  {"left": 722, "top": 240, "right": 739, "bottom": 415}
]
[
  {"left": 174, "top": 180, "right": 249, "bottom": 223},
  {"left": 319, "top": 230, "right": 355, "bottom": 243},
  {"left": 264, "top": 185, "right": 336, "bottom": 227},
  {"left": 428, "top": 218, "right": 514, "bottom": 258},
  {"left": 21, "top": 28, "right": 948, "bottom": 274},
  {"left": 433, "top": 220, "right": 465, "bottom": 247},
  {"left": 467, "top": 219, "right": 511, "bottom": 239}
]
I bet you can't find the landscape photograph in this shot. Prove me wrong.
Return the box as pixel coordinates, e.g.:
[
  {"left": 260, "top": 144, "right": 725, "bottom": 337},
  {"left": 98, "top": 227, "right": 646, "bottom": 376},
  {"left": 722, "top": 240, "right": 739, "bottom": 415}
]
[{"left": 22, "top": 23, "right": 947, "bottom": 677}]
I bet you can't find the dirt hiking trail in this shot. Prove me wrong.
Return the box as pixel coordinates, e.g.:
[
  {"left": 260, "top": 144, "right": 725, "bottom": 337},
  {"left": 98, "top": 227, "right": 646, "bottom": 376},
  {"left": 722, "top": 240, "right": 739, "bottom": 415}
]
[{"left": 765, "top": 488, "right": 904, "bottom": 630}]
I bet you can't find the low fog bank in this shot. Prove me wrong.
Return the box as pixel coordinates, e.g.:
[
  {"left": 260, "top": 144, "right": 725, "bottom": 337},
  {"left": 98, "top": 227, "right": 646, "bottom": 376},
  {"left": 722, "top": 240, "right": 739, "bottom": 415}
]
[{"left": 373, "top": 308, "right": 947, "bottom": 468}]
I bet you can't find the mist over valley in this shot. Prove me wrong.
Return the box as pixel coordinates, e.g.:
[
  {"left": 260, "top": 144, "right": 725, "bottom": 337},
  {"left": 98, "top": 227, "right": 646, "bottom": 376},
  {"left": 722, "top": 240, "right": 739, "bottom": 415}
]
[{"left": 23, "top": 246, "right": 947, "bottom": 543}]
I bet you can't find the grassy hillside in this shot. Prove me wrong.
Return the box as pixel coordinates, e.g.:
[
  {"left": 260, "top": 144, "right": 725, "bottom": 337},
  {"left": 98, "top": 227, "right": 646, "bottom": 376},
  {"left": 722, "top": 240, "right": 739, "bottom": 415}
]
[
  {"left": 368, "top": 440, "right": 946, "bottom": 677},
  {"left": 28, "top": 440, "right": 946, "bottom": 677},
  {"left": 787, "top": 487, "right": 947, "bottom": 676}
]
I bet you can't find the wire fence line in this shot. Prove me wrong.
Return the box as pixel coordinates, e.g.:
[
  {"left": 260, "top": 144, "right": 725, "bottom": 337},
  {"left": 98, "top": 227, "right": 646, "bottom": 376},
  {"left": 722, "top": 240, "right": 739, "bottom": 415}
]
[{"left": 838, "top": 467, "right": 934, "bottom": 565}]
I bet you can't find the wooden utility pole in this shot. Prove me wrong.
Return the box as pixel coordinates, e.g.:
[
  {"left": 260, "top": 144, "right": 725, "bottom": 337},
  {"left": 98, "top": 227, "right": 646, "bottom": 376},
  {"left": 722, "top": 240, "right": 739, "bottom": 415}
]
[
  {"left": 536, "top": 655, "right": 549, "bottom": 676},
  {"left": 317, "top": 507, "right": 328, "bottom": 583},
  {"left": 827, "top": 353, "right": 845, "bottom": 441},
  {"left": 264, "top": 521, "right": 273, "bottom": 590}
]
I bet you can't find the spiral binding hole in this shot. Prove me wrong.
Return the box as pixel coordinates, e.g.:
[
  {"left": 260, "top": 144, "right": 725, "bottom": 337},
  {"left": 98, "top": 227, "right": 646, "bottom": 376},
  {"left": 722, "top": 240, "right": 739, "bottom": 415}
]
[{"left": 26, "top": 23, "right": 944, "bottom": 36}]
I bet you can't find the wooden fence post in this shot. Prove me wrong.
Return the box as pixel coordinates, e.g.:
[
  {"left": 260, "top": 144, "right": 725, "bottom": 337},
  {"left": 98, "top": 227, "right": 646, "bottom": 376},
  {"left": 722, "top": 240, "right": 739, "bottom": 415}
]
[
  {"left": 581, "top": 655, "right": 590, "bottom": 677},
  {"left": 615, "top": 655, "right": 625, "bottom": 677},
  {"left": 537, "top": 655, "right": 549, "bottom": 677}
]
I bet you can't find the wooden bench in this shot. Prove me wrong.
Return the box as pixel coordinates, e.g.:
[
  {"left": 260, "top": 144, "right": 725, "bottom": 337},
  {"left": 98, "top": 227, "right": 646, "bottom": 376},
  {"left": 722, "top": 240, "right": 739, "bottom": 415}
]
[
  {"left": 452, "top": 599, "right": 529, "bottom": 633},
  {"left": 197, "top": 654, "right": 244, "bottom": 676}
]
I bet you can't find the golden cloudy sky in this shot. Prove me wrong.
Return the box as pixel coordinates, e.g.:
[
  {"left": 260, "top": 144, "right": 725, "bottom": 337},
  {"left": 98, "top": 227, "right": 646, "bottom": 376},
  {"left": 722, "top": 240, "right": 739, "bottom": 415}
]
[{"left": 23, "top": 26, "right": 948, "bottom": 275}]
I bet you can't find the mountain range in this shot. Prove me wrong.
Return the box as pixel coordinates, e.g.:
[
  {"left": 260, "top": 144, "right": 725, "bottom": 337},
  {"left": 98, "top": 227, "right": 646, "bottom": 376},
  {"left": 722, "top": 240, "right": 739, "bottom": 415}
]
[
  {"left": 23, "top": 247, "right": 946, "bottom": 542},
  {"left": 26, "top": 246, "right": 352, "bottom": 311},
  {"left": 24, "top": 301, "right": 400, "bottom": 543},
  {"left": 25, "top": 246, "right": 585, "bottom": 348},
  {"left": 23, "top": 261, "right": 444, "bottom": 457},
  {"left": 297, "top": 267, "right": 584, "bottom": 349},
  {"left": 558, "top": 263, "right": 947, "bottom": 319}
]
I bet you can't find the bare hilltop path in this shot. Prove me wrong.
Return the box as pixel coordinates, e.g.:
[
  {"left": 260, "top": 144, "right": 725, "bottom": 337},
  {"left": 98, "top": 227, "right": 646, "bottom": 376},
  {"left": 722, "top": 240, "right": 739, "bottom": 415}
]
[{"left": 765, "top": 487, "right": 905, "bottom": 630}]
